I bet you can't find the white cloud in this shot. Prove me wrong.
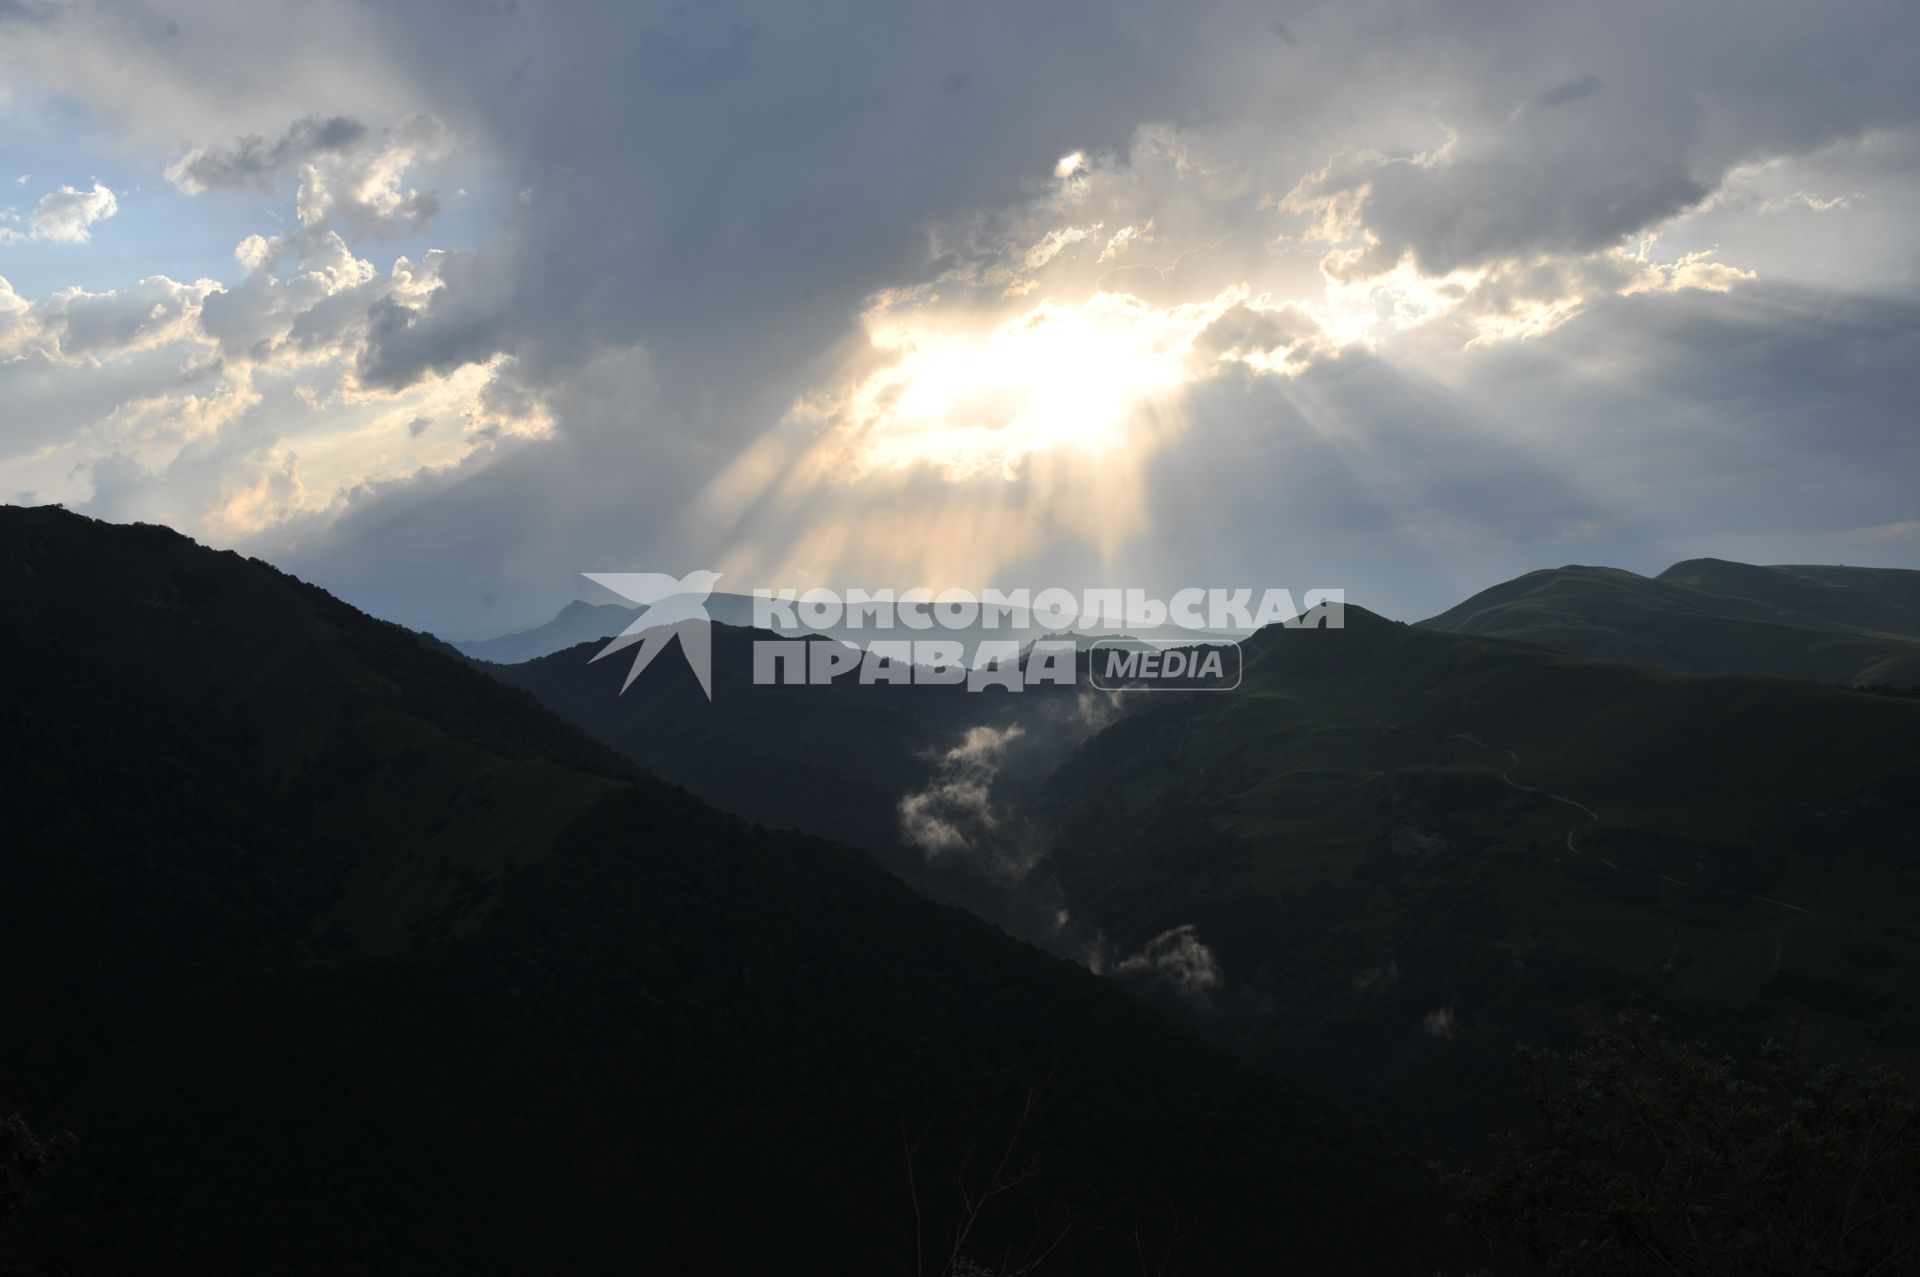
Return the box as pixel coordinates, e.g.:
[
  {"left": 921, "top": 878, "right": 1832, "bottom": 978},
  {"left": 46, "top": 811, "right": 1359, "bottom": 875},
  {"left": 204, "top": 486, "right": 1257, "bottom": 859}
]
[
  {"left": 1023, "top": 223, "right": 1101, "bottom": 271},
  {"left": 0, "top": 193, "right": 549, "bottom": 544},
  {"left": 1097, "top": 220, "right": 1154, "bottom": 262},
  {"left": 1114, "top": 925, "right": 1223, "bottom": 999},
  {"left": 1760, "top": 189, "right": 1864, "bottom": 214},
  {"left": 169, "top": 115, "right": 450, "bottom": 240},
  {"left": 0, "top": 275, "right": 33, "bottom": 354},
  {"left": 898, "top": 723, "right": 1026, "bottom": 860},
  {"left": 2, "top": 181, "right": 119, "bottom": 245}
]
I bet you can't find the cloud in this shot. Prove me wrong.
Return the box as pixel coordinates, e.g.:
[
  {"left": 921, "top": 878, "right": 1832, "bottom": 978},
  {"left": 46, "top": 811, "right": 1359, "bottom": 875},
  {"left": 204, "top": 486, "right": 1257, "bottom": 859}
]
[
  {"left": 2, "top": 181, "right": 119, "bottom": 245},
  {"left": 353, "top": 248, "right": 513, "bottom": 390},
  {"left": 291, "top": 116, "right": 449, "bottom": 237},
  {"left": 1193, "top": 301, "right": 1330, "bottom": 372},
  {"left": 1097, "top": 220, "right": 1154, "bottom": 262},
  {"left": 1114, "top": 925, "right": 1223, "bottom": 999},
  {"left": 1534, "top": 74, "right": 1602, "bottom": 109},
  {"left": 0, "top": 1, "right": 425, "bottom": 145},
  {"left": 164, "top": 115, "right": 369, "bottom": 193},
  {"left": 38, "top": 275, "right": 217, "bottom": 361},
  {"left": 1760, "top": 189, "right": 1864, "bottom": 214},
  {"left": 0, "top": 274, "right": 35, "bottom": 353},
  {"left": 168, "top": 114, "right": 449, "bottom": 246},
  {"left": 1, "top": 0, "right": 1917, "bottom": 637},
  {"left": 898, "top": 724, "right": 1027, "bottom": 864},
  {"left": 0, "top": 204, "right": 550, "bottom": 544}
]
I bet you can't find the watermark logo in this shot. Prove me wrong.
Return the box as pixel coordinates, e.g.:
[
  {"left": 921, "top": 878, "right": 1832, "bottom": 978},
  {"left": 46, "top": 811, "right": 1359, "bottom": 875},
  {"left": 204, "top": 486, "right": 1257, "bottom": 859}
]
[
  {"left": 579, "top": 580, "right": 1341, "bottom": 698},
  {"left": 582, "top": 570, "right": 723, "bottom": 699},
  {"left": 1088, "top": 638, "right": 1242, "bottom": 692}
]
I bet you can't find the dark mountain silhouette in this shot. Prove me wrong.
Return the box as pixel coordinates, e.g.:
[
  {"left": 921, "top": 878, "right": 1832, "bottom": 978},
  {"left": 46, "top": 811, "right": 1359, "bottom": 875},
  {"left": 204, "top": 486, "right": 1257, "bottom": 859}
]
[
  {"left": 456, "top": 593, "right": 1245, "bottom": 667},
  {"left": 0, "top": 507, "right": 1447, "bottom": 1275},
  {"left": 1030, "top": 608, "right": 1920, "bottom": 1147},
  {"left": 452, "top": 597, "right": 637, "bottom": 662},
  {"left": 452, "top": 593, "right": 770, "bottom": 663},
  {"left": 1422, "top": 560, "right": 1920, "bottom": 684},
  {"left": 488, "top": 625, "right": 1109, "bottom": 943},
  {"left": 1658, "top": 558, "right": 1920, "bottom": 638},
  {"left": 491, "top": 596, "right": 1920, "bottom": 1161},
  {"left": 491, "top": 626, "right": 1043, "bottom": 850}
]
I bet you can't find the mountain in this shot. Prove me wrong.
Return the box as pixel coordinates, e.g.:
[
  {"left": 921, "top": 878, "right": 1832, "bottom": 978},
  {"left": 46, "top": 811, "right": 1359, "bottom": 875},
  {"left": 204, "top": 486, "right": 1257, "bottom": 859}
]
[
  {"left": 456, "top": 594, "right": 1247, "bottom": 667},
  {"left": 487, "top": 626, "right": 1232, "bottom": 930},
  {"left": 1421, "top": 561, "right": 1920, "bottom": 685},
  {"left": 491, "top": 627, "right": 1039, "bottom": 850},
  {"left": 490, "top": 593, "right": 1920, "bottom": 1160},
  {"left": 451, "top": 598, "right": 637, "bottom": 662},
  {"left": 1657, "top": 558, "right": 1920, "bottom": 639},
  {"left": 1030, "top": 608, "right": 1920, "bottom": 1146},
  {"left": 452, "top": 594, "right": 768, "bottom": 663},
  {"left": 0, "top": 507, "right": 1447, "bottom": 1275}
]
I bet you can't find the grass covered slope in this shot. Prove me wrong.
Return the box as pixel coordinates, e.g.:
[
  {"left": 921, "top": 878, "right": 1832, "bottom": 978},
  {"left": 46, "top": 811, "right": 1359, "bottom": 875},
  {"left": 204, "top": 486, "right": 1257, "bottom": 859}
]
[
  {"left": 0, "top": 506, "right": 1446, "bottom": 1274},
  {"left": 1032, "top": 608, "right": 1920, "bottom": 1147},
  {"left": 1657, "top": 558, "right": 1920, "bottom": 639},
  {"left": 491, "top": 624, "right": 1058, "bottom": 858},
  {"left": 1421, "top": 560, "right": 1920, "bottom": 684}
]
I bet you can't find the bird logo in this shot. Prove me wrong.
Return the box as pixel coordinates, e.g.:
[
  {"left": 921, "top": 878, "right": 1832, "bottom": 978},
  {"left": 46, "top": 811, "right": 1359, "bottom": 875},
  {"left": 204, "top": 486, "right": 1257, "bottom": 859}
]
[{"left": 580, "top": 569, "right": 724, "bottom": 699}]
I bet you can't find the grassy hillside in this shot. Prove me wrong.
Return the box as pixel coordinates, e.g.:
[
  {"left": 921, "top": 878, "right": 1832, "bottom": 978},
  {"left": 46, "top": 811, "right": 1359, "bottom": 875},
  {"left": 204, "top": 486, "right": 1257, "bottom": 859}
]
[
  {"left": 1030, "top": 608, "right": 1920, "bottom": 1148},
  {"left": 0, "top": 507, "right": 1450, "bottom": 1275},
  {"left": 486, "top": 626, "right": 1121, "bottom": 943},
  {"left": 492, "top": 626, "right": 1028, "bottom": 854},
  {"left": 1657, "top": 558, "right": 1920, "bottom": 639},
  {"left": 484, "top": 586, "right": 1920, "bottom": 1162},
  {"left": 1422, "top": 561, "right": 1920, "bottom": 684}
]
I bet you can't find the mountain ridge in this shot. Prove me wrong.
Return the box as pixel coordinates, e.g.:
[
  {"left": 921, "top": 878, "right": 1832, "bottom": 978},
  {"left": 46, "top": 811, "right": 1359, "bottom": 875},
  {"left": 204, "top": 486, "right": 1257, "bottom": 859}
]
[
  {"left": 0, "top": 505, "right": 1446, "bottom": 1274},
  {"left": 1421, "top": 559, "right": 1920, "bottom": 684}
]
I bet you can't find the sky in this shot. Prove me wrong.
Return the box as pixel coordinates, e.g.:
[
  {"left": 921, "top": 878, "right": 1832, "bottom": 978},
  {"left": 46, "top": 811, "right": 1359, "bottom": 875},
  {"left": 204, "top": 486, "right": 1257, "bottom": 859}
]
[{"left": 2, "top": 0, "right": 1917, "bottom": 639}]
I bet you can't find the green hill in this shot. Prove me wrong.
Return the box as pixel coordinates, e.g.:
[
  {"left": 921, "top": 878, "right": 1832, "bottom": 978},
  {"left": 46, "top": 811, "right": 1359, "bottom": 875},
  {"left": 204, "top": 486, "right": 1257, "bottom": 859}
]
[
  {"left": 0, "top": 507, "right": 1448, "bottom": 1275},
  {"left": 1658, "top": 558, "right": 1920, "bottom": 639},
  {"left": 1421, "top": 561, "right": 1920, "bottom": 684},
  {"left": 1030, "top": 608, "right": 1920, "bottom": 1148},
  {"left": 482, "top": 589, "right": 1920, "bottom": 1162}
]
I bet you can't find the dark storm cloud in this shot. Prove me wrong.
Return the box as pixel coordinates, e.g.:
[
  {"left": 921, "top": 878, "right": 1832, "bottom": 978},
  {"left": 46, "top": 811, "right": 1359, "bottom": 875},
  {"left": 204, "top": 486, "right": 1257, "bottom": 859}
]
[
  {"left": 343, "top": 1, "right": 1225, "bottom": 396},
  {"left": 1289, "top": 3, "right": 1920, "bottom": 279},
  {"left": 336, "top": 0, "right": 1920, "bottom": 382},
  {"left": 266, "top": 0, "right": 1920, "bottom": 630}
]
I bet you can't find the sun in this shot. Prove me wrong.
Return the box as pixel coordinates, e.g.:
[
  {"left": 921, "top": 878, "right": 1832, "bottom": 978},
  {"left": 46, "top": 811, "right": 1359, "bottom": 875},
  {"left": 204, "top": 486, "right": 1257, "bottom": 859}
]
[{"left": 829, "top": 289, "right": 1233, "bottom": 480}]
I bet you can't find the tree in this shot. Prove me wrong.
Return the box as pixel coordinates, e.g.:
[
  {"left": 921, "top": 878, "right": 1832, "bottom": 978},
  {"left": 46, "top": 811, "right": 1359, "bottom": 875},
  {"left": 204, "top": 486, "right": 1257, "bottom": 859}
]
[
  {"left": 1453, "top": 1014, "right": 1920, "bottom": 1274},
  {"left": 1, "top": 1113, "right": 75, "bottom": 1276},
  {"left": 0, "top": 1115, "right": 66, "bottom": 1230},
  {"left": 901, "top": 1079, "right": 1077, "bottom": 1277}
]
